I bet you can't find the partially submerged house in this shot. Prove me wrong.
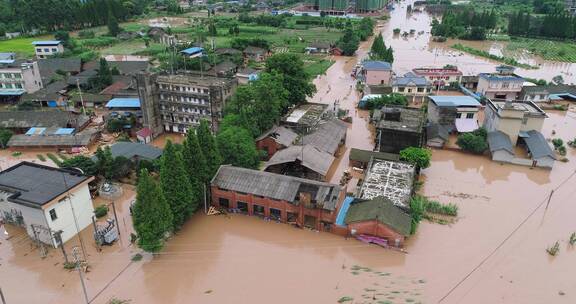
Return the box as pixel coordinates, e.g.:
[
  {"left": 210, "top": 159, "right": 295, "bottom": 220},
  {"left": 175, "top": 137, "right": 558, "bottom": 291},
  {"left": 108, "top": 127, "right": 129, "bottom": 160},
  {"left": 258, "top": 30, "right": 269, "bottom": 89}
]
[
  {"left": 519, "top": 84, "right": 576, "bottom": 103},
  {"left": 7, "top": 128, "right": 99, "bottom": 151},
  {"left": 427, "top": 95, "right": 482, "bottom": 133},
  {"left": 373, "top": 106, "right": 425, "bottom": 153},
  {"left": 391, "top": 72, "right": 431, "bottom": 102},
  {"left": 357, "top": 158, "right": 415, "bottom": 208},
  {"left": 0, "top": 162, "right": 94, "bottom": 247},
  {"left": 211, "top": 165, "right": 344, "bottom": 231},
  {"left": 361, "top": 61, "right": 393, "bottom": 86},
  {"left": 412, "top": 66, "right": 462, "bottom": 89},
  {"left": 93, "top": 142, "right": 162, "bottom": 162},
  {"left": 236, "top": 67, "right": 260, "bottom": 84},
  {"left": 485, "top": 99, "right": 555, "bottom": 168},
  {"left": 281, "top": 103, "right": 329, "bottom": 132},
  {"left": 477, "top": 66, "right": 524, "bottom": 100},
  {"left": 426, "top": 123, "right": 449, "bottom": 148},
  {"left": 301, "top": 119, "right": 348, "bottom": 155},
  {"left": 345, "top": 197, "right": 412, "bottom": 247},
  {"left": 348, "top": 148, "right": 400, "bottom": 169}
]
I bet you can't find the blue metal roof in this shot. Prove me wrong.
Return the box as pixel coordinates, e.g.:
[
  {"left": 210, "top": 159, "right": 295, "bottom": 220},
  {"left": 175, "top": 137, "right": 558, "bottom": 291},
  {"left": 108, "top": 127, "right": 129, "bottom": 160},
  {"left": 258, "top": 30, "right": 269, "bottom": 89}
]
[
  {"left": 25, "top": 127, "right": 46, "bottom": 135},
  {"left": 363, "top": 61, "right": 392, "bottom": 71},
  {"left": 105, "top": 98, "right": 141, "bottom": 108},
  {"left": 54, "top": 128, "right": 75, "bottom": 135},
  {"left": 335, "top": 196, "right": 354, "bottom": 226},
  {"left": 0, "top": 89, "right": 26, "bottom": 96},
  {"left": 180, "top": 47, "right": 204, "bottom": 55},
  {"left": 32, "top": 41, "right": 62, "bottom": 46},
  {"left": 429, "top": 95, "right": 481, "bottom": 107}
]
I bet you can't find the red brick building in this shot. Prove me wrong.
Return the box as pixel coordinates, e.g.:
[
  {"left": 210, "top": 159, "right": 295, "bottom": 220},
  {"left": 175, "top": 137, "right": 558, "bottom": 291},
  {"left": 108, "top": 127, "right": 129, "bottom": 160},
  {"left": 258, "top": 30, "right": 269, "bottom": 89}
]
[
  {"left": 345, "top": 197, "right": 412, "bottom": 247},
  {"left": 210, "top": 165, "right": 345, "bottom": 232},
  {"left": 255, "top": 126, "right": 298, "bottom": 159}
]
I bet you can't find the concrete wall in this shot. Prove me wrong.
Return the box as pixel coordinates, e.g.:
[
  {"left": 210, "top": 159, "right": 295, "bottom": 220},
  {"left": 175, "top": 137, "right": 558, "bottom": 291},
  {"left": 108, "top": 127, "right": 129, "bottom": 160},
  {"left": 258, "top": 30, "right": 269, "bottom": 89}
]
[
  {"left": 520, "top": 116, "right": 545, "bottom": 133},
  {"left": 22, "top": 62, "right": 43, "bottom": 93},
  {"left": 366, "top": 70, "right": 393, "bottom": 86},
  {"left": 491, "top": 149, "right": 514, "bottom": 163},
  {"left": 43, "top": 184, "right": 94, "bottom": 246},
  {"left": 347, "top": 219, "right": 405, "bottom": 247},
  {"left": 256, "top": 137, "right": 281, "bottom": 160},
  {"left": 0, "top": 191, "right": 52, "bottom": 245}
]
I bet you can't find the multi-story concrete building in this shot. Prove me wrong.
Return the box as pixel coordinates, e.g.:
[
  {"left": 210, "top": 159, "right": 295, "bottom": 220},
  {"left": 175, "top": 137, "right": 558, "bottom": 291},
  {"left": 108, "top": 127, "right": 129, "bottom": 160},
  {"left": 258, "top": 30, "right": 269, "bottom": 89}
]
[
  {"left": 361, "top": 61, "right": 393, "bottom": 86},
  {"left": 566, "top": 0, "right": 576, "bottom": 15},
  {"left": 0, "top": 57, "right": 43, "bottom": 101},
  {"left": 391, "top": 72, "right": 431, "bottom": 102},
  {"left": 484, "top": 99, "right": 547, "bottom": 145},
  {"left": 136, "top": 72, "right": 237, "bottom": 135},
  {"left": 32, "top": 41, "right": 64, "bottom": 59},
  {"left": 477, "top": 66, "right": 524, "bottom": 100},
  {"left": 412, "top": 66, "right": 462, "bottom": 89}
]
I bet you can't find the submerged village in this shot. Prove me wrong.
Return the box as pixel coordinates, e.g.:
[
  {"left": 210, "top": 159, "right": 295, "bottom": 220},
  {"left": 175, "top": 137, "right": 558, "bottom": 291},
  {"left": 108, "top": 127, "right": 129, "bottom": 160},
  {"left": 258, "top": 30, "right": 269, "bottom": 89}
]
[{"left": 1, "top": 0, "right": 576, "bottom": 303}]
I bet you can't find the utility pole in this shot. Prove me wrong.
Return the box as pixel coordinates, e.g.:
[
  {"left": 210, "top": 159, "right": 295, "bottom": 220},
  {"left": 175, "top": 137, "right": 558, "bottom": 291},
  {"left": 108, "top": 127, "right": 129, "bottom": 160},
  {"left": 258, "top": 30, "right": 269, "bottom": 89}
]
[
  {"left": 76, "top": 78, "right": 86, "bottom": 114},
  {"left": 203, "top": 183, "right": 208, "bottom": 214},
  {"left": 72, "top": 246, "right": 90, "bottom": 304},
  {"left": 111, "top": 201, "right": 121, "bottom": 237},
  {"left": 0, "top": 286, "right": 6, "bottom": 304},
  {"left": 54, "top": 230, "right": 68, "bottom": 264},
  {"left": 545, "top": 189, "right": 555, "bottom": 209}
]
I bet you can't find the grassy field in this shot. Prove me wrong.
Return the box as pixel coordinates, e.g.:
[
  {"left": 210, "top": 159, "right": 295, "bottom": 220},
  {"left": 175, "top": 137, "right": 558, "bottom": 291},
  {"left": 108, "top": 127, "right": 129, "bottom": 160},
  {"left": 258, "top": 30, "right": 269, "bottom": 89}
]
[
  {"left": 99, "top": 39, "right": 149, "bottom": 55},
  {"left": 301, "top": 55, "right": 335, "bottom": 78},
  {"left": 0, "top": 35, "right": 53, "bottom": 57},
  {"left": 506, "top": 37, "right": 576, "bottom": 63}
]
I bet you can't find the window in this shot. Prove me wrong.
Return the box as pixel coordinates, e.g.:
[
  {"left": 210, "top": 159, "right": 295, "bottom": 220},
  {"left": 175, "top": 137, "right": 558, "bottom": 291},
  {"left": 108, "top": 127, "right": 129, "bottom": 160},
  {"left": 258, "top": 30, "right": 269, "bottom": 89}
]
[
  {"left": 36, "top": 48, "right": 42, "bottom": 52},
  {"left": 52, "top": 48, "right": 57, "bottom": 52},
  {"left": 15, "top": 83, "right": 22, "bottom": 89},
  {"left": 502, "top": 82, "right": 510, "bottom": 89},
  {"left": 466, "top": 113, "right": 474, "bottom": 119},
  {"left": 417, "top": 87, "right": 424, "bottom": 93},
  {"left": 522, "top": 116, "right": 528, "bottom": 125},
  {"left": 456, "top": 113, "right": 462, "bottom": 119},
  {"left": 44, "top": 48, "right": 49, "bottom": 52},
  {"left": 49, "top": 209, "right": 58, "bottom": 221},
  {"left": 398, "top": 87, "right": 405, "bottom": 92}
]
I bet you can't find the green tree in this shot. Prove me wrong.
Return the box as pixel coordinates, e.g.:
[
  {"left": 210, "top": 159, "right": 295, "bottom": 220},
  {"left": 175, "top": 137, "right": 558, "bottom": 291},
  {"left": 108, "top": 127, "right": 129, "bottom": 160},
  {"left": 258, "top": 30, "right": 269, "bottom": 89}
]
[
  {"left": 182, "top": 131, "right": 209, "bottom": 183},
  {"left": 197, "top": 120, "right": 222, "bottom": 178},
  {"left": 399, "top": 147, "right": 432, "bottom": 169},
  {"left": 107, "top": 9, "right": 121, "bottom": 36},
  {"left": 95, "top": 146, "right": 114, "bottom": 179},
  {"left": 336, "top": 26, "right": 360, "bottom": 56},
  {"left": 409, "top": 196, "right": 426, "bottom": 234},
  {"left": 265, "top": 53, "right": 316, "bottom": 105},
  {"left": 160, "top": 141, "right": 196, "bottom": 230},
  {"left": 132, "top": 169, "right": 173, "bottom": 253},
  {"left": 456, "top": 132, "right": 488, "bottom": 154},
  {"left": 89, "top": 58, "right": 114, "bottom": 91},
  {"left": 216, "top": 126, "right": 259, "bottom": 169},
  {"left": 110, "top": 156, "right": 131, "bottom": 179},
  {"left": 0, "top": 128, "right": 13, "bottom": 149},
  {"left": 61, "top": 156, "right": 98, "bottom": 176}
]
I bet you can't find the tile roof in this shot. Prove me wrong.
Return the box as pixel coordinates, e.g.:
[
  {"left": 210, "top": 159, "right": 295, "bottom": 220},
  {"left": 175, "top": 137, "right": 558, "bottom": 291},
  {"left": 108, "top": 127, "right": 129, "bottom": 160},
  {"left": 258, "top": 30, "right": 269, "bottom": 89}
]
[
  {"left": 0, "top": 162, "right": 90, "bottom": 208},
  {"left": 345, "top": 197, "right": 412, "bottom": 236},
  {"left": 106, "top": 142, "right": 163, "bottom": 160},
  {"left": 392, "top": 73, "right": 428, "bottom": 86},
  {"left": 212, "top": 165, "right": 341, "bottom": 211},
  {"left": 487, "top": 131, "right": 514, "bottom": 154},
  {"left": 0, "top": 111, "right": 89, "bottom": 129},
  {"left": 301, "top": 119, "right": 348, "bottom": 155},
  {"left": 256, "top": 125, "right": 298, "bottom": 147},
  {"left": 426, "top": 123, "right": 449, "bottom": 141},
  {"left": 363, "top": 60, "right": 392, "bottom": 71},
  {"left": 524, "top": 130, "right": 556, "bottom": 159},
  {"left": 264, "top": 145, "right": 335, "bottom": 176},
  {"left": 37, "top": 58, "right": 81, "bottom": 81},
  {"left": 8, "top": 130, "right": 97, "bottom": 147}
]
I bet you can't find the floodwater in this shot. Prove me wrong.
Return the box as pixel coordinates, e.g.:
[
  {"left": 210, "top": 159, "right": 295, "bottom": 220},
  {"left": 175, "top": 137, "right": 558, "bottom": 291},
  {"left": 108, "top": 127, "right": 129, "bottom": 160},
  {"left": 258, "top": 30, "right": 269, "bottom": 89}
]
[{"left": 382, "top": 0, "right": 576, "bottom": 83}]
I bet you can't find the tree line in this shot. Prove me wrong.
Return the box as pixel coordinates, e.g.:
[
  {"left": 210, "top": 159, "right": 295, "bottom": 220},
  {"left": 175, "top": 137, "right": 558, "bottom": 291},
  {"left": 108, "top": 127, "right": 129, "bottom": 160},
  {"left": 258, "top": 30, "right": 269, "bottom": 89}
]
[
  {"left": 336, "top": 18, "right": 374, "bottom": 56},
  {"left": 0, "top": 0, "right": 149, "bottom": 34},
  {"left": 508, "top": 11, "right": 576, "bottom": 40},
  {"left": 431, "top": 10, "right": 497, "bottom": 40},
  {"left": 370, "top": 33, "right": 394, "bottom": 63}
]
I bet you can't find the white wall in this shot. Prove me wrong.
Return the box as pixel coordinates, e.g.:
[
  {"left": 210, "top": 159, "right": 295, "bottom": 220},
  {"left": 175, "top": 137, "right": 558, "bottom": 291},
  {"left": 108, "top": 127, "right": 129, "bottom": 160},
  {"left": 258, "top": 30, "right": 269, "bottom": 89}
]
[
  {"left": 0, "top": 191, "right": 53, "bottom": 244},
  {"left": 42, "top": 184, "right": 94, "bottom": 246}
]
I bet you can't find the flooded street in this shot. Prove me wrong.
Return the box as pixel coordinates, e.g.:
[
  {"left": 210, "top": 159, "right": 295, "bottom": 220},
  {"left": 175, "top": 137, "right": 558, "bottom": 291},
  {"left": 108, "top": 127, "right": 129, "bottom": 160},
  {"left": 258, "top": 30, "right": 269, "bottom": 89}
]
[{"left": 382, "top": 0, "right": 576, "bottom": 83}]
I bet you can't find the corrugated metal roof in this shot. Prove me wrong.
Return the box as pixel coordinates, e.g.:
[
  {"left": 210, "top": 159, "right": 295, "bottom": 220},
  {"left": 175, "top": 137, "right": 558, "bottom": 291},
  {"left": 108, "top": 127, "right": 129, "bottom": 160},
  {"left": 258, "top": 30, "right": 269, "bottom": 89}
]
[
  {"left": 180, "top": 47, "right": 204, "bottom": 55},
  {"left": 428, "top": 95, "right": 481, "bottom": 107},
  {"left": 105, "top": 98, "right": 141, "bottom": 108}
]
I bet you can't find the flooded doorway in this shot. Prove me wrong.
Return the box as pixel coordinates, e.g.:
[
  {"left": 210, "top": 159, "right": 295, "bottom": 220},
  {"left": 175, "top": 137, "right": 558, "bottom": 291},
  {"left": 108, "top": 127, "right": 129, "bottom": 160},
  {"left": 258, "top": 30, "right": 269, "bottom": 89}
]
[
  {"left": 304, "top": 215, "right": 317, "bottom": 229},
  {"left": 270, "top": 208, "right": 281, "bottom": 220},
  {"left": 237, "top": 201, "right": 248, "bottom": 213},
  {"left": 253, "top": 204, "right": 265, "bottom": 216},
  {"left": 218, "top": 198, "right": 229, "bottom": 209}
]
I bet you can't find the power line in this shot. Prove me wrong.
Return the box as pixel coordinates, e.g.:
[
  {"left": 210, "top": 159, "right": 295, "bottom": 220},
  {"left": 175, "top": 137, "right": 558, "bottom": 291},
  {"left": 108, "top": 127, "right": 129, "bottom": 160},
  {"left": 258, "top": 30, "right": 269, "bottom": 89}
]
[{"left": 438, "top": 169, "right": 576, "bottom": 303}]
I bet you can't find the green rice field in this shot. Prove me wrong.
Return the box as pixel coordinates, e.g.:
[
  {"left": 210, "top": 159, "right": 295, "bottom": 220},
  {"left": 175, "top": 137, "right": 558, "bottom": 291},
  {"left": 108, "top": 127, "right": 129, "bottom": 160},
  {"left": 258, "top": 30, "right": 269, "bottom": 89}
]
[{"left": 0, "top": 35, "right": 53, "bottom": 57}]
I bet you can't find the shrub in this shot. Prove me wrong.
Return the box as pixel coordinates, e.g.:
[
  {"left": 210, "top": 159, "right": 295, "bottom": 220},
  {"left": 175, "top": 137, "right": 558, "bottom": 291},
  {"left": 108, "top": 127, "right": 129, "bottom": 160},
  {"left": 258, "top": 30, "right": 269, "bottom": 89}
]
[
  {"left": 457, "top": 133, "right": 487, "bottom": 154},
  {"left": 37, "top": 154, "right": 47, "bottom": 162},
  {"left": 94, "top": 205, "right": 109, "bottom": 218},
  {"left": 131, "top": 253, "right": 143, "bottom": 262},
  {"left": 409, "top": 196, "right": 426, "bottom": 234},
  {"left": 11, "top": 151, "right": 22, "bottom": 157},
  {"left": 78, "top": 30, "right": 95, "bottom": 39},
  {"left": 46, "top": 153, "right": 62, "bottom": 166},
  {"left": 425, "top": 200, "right": 458, "bottom": 216},
  {"left": 63, "top": 261, "right": 79, "bottom": 270},
  {"left": 399, "top": 147, "right": 432, "bottom": 169},
  {"left": 61, "top": 155, "right": 98, "bottom": 176},
  {"left": 546, "top": 241, "right": 560, "bottom": 256},
  {"left": 0, "top": 128, "right": 13, "bottom": 149},
  {"left": 393, "top": 28, "right": 401, "bottom": 34},
  {"left": 569, "top": 232, "right": 576, "bottom": 246},
  {"left": 552, "top": 138, "right": 564, "bottom": 150}
]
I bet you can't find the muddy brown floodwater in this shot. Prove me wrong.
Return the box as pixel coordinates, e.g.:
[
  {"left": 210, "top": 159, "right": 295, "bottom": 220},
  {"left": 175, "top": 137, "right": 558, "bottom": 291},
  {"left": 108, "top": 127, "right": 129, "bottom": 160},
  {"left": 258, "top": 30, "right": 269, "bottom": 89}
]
[
  {"left": 2, "top": 6, "right": 576, "bottom": 303},
  {"left": 382, "top": 0, "right": 575, "bottom": 83}
]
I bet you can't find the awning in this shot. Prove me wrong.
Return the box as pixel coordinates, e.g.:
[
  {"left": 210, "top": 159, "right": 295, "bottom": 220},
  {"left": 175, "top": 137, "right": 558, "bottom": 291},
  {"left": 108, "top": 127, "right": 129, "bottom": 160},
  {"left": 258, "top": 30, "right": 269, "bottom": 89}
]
[
  {"left": 455, "top": 119, "right": 479, "bottom": 133},
  {"left": 0, "top": 89, "right": 26, "bottom": 96},
  {"left": 518, "top": 131, "right": 530, "bottom": 138}
]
